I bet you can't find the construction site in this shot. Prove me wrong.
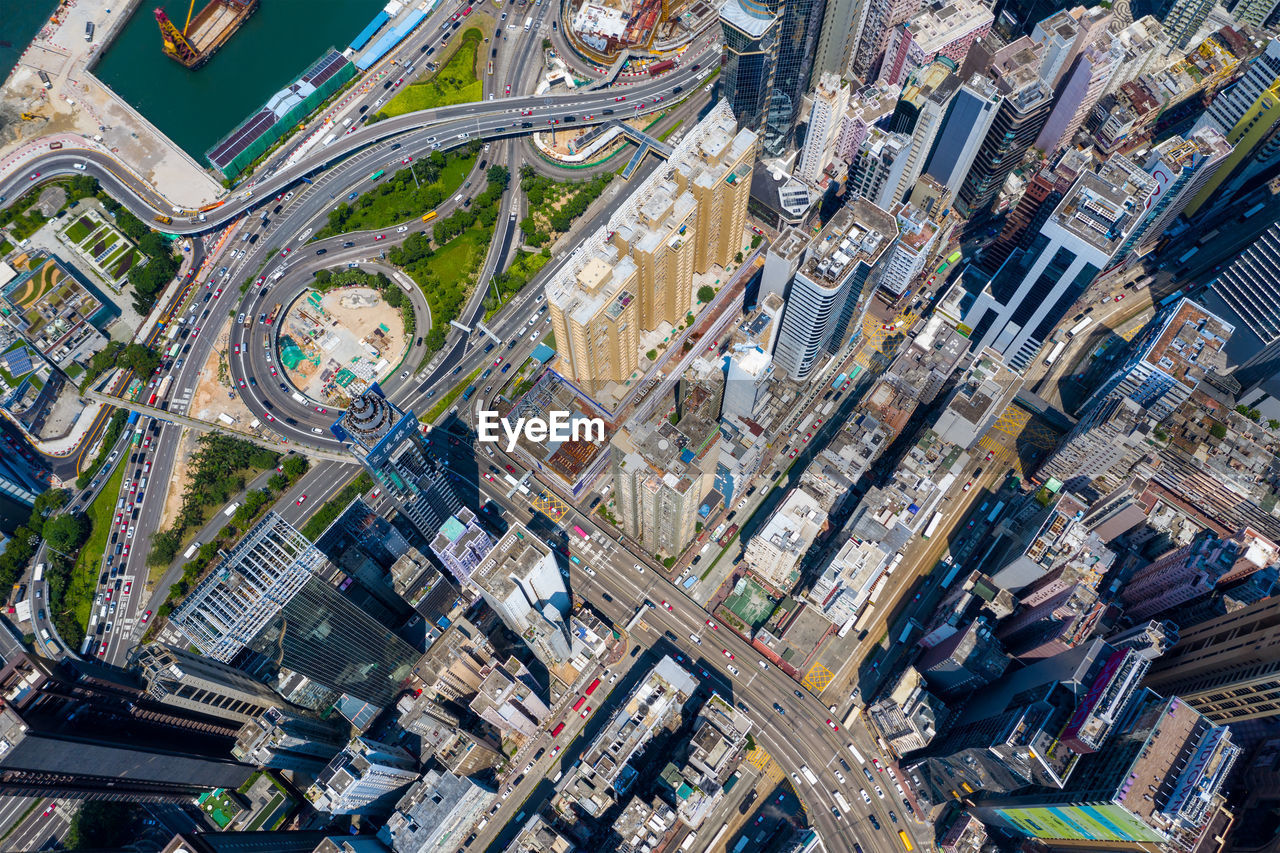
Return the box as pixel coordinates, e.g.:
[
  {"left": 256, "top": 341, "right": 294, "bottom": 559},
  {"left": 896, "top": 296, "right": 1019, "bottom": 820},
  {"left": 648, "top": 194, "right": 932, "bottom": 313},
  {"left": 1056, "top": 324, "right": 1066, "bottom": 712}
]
[
  {"left": 567, "top": 0, "right": 714, "bottom": 60},
  {"left": 154, "top": 0, "right": 259, "bottom": 70},
  {"left": 278, "top": 287, "right": 407, "bottom": 409}
]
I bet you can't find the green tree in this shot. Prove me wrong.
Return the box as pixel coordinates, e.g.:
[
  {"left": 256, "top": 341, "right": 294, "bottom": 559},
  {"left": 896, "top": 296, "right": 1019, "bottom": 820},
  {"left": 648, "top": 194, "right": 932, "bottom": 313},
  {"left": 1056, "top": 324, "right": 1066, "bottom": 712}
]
[
  {"left": 282, "top": 455, "right": 310, "bottom": 479},
  {"left": 269, "top": 473, "right": 289, "bottom": 492},
  {"left": 148, "top": 529, "right": 181, "bottom": 566},
  {"left": 64, "top": 802, "right": 141, "bottom": 849},
  {"left": 43, "top": 513, "right": 89, "bottom": 555},
  {"left": 697, "top": 285, "right": 715, "bottom": 303}
]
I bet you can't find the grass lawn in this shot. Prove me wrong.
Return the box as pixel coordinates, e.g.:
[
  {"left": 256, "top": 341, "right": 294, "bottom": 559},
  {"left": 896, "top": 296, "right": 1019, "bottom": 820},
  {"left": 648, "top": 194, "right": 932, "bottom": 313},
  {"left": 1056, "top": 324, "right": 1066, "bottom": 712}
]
[
  {"left": 658, "top": 118, "right": 684, "bottom": 141},
  {"left": 423, "top": 364, "right": 483, "bottom": 423},
  {"left": 65, "top": 458, "right": 126, "bottom": 631},
  {"left": 318, "top": 149, "right": 476, "bottom": 236},
  {"left": 422, "top": 225, "right": 489, "bottom": 282},
  {"left": 382, "top": 27, "right": 484, "bottom": 117},
  {"left": 64, "top": 218, "right": 91, "bottom": 242}
]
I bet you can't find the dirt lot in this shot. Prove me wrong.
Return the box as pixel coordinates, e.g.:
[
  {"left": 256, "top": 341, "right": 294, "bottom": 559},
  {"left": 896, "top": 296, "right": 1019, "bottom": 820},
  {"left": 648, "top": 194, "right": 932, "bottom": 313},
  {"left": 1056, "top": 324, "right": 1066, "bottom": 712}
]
[
  {"left": 188, "top": 315, "right": 261, "bottom": 428},
  {"left": 157, "top": 426, "right": 197, "bottom": 532},
  {"left": 281, "top": 287, "right": 406, "bottom": 403}
]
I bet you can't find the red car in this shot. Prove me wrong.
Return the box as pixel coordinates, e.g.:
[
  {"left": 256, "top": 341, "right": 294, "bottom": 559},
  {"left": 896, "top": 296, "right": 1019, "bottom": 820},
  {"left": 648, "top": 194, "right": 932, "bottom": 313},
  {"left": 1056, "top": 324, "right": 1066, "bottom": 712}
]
[
  {"left": 827, "top": 719, "right": 839, "bottom": 732},
  {"left": 580, "top": 705, "right": 592, "bottom": 718},
  {"left": 550, "top": 745, "right": 561, "bottom": 757},
  {"left": 402, "top": 156, "right": 413, "bottom": 164},
  {"left": 315, "top": 406, "right": 328, "bottom": 414},
  {"left": 963, "top": 480, "right": 973, "bottom": 491},
  {"left": 280, "top": 248, "right": 291, "bottom": 257},
  {"left": 374, "top": 234, "right": 386, "bottom": 241},
  {"left": 233, "top": 345, "right": 240, "bottom": 354},
  {"left": 505, "top": 84, "right": 511, "bottom": 95},
  {"left": 123, "top": 581, "right": 132, "bottom": 595},
  {"left": 505, "top": 464, "right": 516, "bottom": 474},
  {"left": 984, "top": 450, "right": 994, "bottom": 461},
  {"left": 661, "top": 600, "right": 673, "bottom": 611},
  {"left": 706, "top": 619, "right": 718, "bottom": 630},
  {"left": 100, "top": 642, "right": 108, "bottom": 654},
  {"left": 722, "top": 649, "right": 734, "bottom": 660},
  {"left": 1114, "top": 293, "right": 1126, "bottom": 301},
  {"left": 872, "top": 758, "right": 884, "bottom": 771},
  {"left": 296, "top": 494, "right": 307, "bottom": 505},
  {"left": 42, "top": 803, "right": 55, "bottom": 817},
  {"left": 141, "top": 610, "right": 152, "bottom": 624},
  {"left": 265, "top": 413, "right": 275, "bottom": 422},
  {"left": 789, "top": 449, "right": 798, "bottom": 458},
  {"left": 30, "top": 172, "right": 41, "bottom": 181}
]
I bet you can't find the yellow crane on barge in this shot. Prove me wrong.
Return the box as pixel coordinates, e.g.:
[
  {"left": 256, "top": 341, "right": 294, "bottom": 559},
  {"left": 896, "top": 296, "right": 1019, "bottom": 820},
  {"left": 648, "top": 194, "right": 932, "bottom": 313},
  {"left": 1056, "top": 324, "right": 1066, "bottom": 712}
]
[{"left": 154, "top": 0, "right": 258, "bottom": 70}]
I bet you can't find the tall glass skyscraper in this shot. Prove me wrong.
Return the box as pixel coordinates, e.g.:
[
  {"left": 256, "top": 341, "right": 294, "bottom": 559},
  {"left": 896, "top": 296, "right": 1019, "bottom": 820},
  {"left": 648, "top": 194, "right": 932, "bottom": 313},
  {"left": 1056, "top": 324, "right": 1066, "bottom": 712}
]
[
  {"left": 172, "top": 512, "right": 418, "bottom": 711},
  {"left": 720, "top": 0, "right": 780, "bottom": 134},
  {"left": 719, "top": 0, "right": 825, "bottom": 156},
  {"left": 332, "top": 385, "right": 462, "bottom": 542}
]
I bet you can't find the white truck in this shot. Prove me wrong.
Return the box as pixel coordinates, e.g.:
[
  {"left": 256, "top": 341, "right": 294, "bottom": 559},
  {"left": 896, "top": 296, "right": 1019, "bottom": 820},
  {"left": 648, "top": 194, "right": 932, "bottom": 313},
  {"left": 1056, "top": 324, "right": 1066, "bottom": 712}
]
[{"left": 800, "top": 765, "right": 819, "bottom": 786}]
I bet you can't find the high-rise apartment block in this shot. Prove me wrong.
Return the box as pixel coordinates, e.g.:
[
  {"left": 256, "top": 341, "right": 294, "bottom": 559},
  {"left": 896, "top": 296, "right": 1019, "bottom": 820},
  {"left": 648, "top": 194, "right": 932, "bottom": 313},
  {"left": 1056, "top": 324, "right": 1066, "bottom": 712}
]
[
  {"left": 611, "top": 419, "right": 715, "bottom": 556},
  {"left": 876, "top": 202, "right": 940, "bottom": 297},
  {"left": 332, "top": 386, "right": 461, "bottom": 540},
  {"left": 171, "top": 512, "right": 419, "bottom": 711},
  {"left": 960, "top": 156, "right": 1155, "bottom": 371},
  {"left": 1035, "top": 38, "right": 1117, "bottom": 154},
  {"left": 1121, "top": 528, "right": 1277, "bottom": 622},
  {"left": 308, "top": 737, "right": 418, "bottom": 815},
  {"left": 547, "top": 102, "right": 754, "bottom": 398},
  {"left": 0, "top": 653, "right": 253, "bottom": 801},
  {"left": 849, "top": 128, "right": 912, "bottom": 210},
  {"left": 1186, "top": 73, "right": 1280, "bottom": 217},
  {"left": 772, "top": 201, "right": 897, "bottom": 380},
  {"left": 131, "top": 643, "right": 285, "bottom": 725},
  {"left": 878, "top": 0, "right": 993, "bottom": 88},
  {"left": 852, "top": 0, "right": 925, "bottom": 80},
  {"left": 1144, "top": 594, "right": 1280, "bottom": 723}
]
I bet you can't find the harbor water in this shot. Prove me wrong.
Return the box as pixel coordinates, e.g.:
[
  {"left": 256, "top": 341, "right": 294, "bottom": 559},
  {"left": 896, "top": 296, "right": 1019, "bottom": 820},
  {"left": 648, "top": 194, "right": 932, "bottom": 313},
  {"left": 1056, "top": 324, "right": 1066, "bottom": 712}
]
[
  {"left": 93, "top": 0, "right": 387, "bottom": 162},
  {"left": 0, "top": 0, "right": 61, "bottom": 85}
]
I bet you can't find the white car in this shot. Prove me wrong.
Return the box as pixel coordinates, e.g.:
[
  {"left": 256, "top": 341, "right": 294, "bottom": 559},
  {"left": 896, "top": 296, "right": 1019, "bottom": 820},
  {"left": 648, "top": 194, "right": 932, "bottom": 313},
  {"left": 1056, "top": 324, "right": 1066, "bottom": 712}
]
[
  {"left": 727, "top": 665, "right": 740, "bottom": 676},
  {"left": 835, "top": 771, "right": 845, "bottom": 783},
  {"left": 758, "top": 660, "right": 769, "bottom": 670},
  {"left": 875, "top": 785, "right": 885, "bottom": 799},
  {"left": 689, "top": 633, "right": 702, "bottom": 645},
  {"left": 634, "top": 563, "right": 644, "bottom": 574},
  {"left": 861, "top": 789, "right": 871, "bottom": 804},
  {"left": 397, "top": 225, "right": 409, "bottom": 232}
]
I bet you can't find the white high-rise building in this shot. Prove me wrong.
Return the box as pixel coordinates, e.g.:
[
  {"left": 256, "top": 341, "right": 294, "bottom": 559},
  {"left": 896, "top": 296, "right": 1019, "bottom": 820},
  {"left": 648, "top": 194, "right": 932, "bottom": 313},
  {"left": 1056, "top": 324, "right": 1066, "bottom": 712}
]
[
  {"left": 960, "top": 157, "right": 1156, "bottom": 371},
  {"left": 876, "top": 203, "right": 940, "bottom": 297},
  {"left": 309, "top": 737, "right": 419, "bottom": 815},
  {"left": 469, "top": 522, "right": 574, "bottom": 664},
  {"left": 796, "top": 72, "right": 849, "bottom": 186},
  {"left": 723, "top": 346, "right": 774, "bottom": 420},
  {"left": 772, "top": 202, "right": 898, "bottom": 380},
  {"left": 890, "top": 63, "right": 960, "bottom": 208},
  {"left": 1118, "top": 127, "right": 1233, "bottom": 258}
]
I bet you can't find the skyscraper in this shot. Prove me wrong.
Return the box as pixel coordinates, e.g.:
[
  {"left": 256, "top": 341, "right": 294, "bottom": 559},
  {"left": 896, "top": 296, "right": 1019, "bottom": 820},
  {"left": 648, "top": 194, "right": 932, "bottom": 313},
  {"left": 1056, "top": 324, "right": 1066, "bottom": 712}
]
[
  {"left": 877, "top": 0, "right": 992, "bottom": 88},
  {"left": 719, "top": 0, "right": 780, "bottom": 133},
  {"left": 1080, "top": 298, "right": 1234, "bottom": 422},
  {"left": 875, "top": 202, "right": 939, "bottom": 297},
  {"left": 813, "top": 0, "right": 870, "bottom": 78},
  {"left": 849, "top": 128, "right": 913, "bottom": 210},
  {"left": 611, "top": 419, "right": 716, "bottom": 556},
  {"left": 887, "top": 63, "right": 961, "bottom": 208},
  {"left": 131, "top": 643, "right": 286, "bottom": 725},
  {"left": 468, "top": 521, "right": 575, "bottom": 665},
  {"left": 380, "top": 770, "right": 496, "bottom": 853},
  {"left": 954, "top": 38, "right": 1054, "bottom": 217},
  {"left": 1197, "top": 38, "right": 1280, "bottom": 136},
  {"left": 1034, "top": 38, "right": 1117, "bottom": 155},
  {"left": 771, "top": 201, "right": 898, "bottom": 380},
  {"left": 960, "top": 156, "right": 1156, "bottom": 371},
  {"left": 171, "top": 512, "right": 419, "bottom": 711},
  {"left": 921, "top": 73, "right": 1001, "bottom": 198},
  {"left": 232, "top": 707, "right": 349, "bottom": 775},
  {"left": 851, "top": 0, "right": 926, "bottom": 81},
  {"left": 1117, "top": 127, "right": 1233, "bottom": 259},
  {"left": 1200, "top": 220, "right": 1280, "bottom": 396},
  {"left": 332, "top": 386, "right": 461, "bottom": 541},
  {"left": 429, "top": 507, "right": 496, "bottom": 586},
  {"left": 1161, "top": 0, "right": 1217, "bottom": 49},
  {"left": 0, "top": 653, "right": 253, "bottom": 801},
  {"left": 795, "top": 72, "right": 848, "bottom": 185},
  {"left": 308, "top": 737, "right": 419, "bottom": 815},
  {"left": 1184, "top": 74, "right": 1280, "bottom": 217},
  {"left": 723, "top": 346, "right": 773, "bottom": 420},
  {"left": 1143, "top": 594, "right": 1280, "bottom": 723},
  {"left": 971, "top": 690, "right": 1239, "bottom": 851},
  {"left": 547, "top": 102, "right": 755, "bottom": 398}
]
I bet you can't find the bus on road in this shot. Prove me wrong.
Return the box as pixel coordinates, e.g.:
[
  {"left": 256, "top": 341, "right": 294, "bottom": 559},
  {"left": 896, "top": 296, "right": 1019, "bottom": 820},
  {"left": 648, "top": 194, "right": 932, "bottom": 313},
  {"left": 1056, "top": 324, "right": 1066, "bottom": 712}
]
[
  {"left": 551, "top": 722, "right": 565, "bottom": 737},
  {"left": 1043, "top": 340, "right": 1066, "bottom": 366},
  {"left": 585, "top": 678, "right": 601, "bottom": 696},
  {"left": 422, "top": 210, "right": 438, "bottom": 222},
  {"left": 571, "top": 696, "right": 586, "bottom": 712},
  {"left": 940, "top": 562, "right": 963, "bottom": 589},
  {"left": 987, "top": 501, "right": 1005, "bottom": 524},
  {"left": 1067, "top": 317, "right": 1093, "bottom": 338},
  {"left": 846, "top": 743, "right": 865, "bottom": 764},
  {"left": 572, "top": 525, "right": 588, "bottom": 540},
  {"left": 899, "top": 831, "right": 915, "bottom": 851},
  {"left": 369, "top": 169, "right": 386, "bottom": 182}
]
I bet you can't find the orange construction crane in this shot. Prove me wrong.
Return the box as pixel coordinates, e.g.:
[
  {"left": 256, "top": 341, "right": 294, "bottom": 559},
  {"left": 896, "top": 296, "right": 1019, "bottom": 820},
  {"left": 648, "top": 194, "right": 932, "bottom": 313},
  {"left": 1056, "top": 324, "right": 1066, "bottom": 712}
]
[{"left": 154, "top": 8, "right": 199, "bottom": 66}]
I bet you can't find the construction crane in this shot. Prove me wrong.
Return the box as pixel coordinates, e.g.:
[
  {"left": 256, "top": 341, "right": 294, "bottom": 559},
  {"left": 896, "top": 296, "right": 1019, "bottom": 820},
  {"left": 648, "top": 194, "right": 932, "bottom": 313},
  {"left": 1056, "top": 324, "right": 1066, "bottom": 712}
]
[{"left": 153, "top": 7, "right": 199, "bottom": 67}]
